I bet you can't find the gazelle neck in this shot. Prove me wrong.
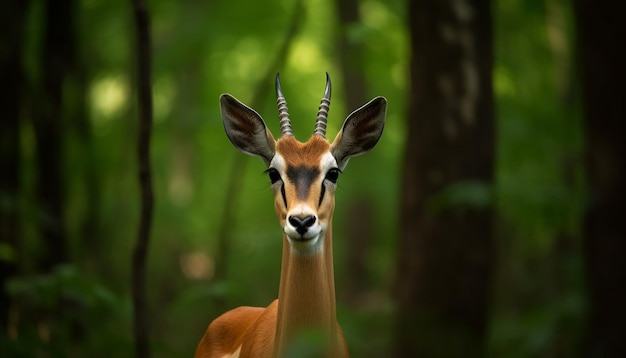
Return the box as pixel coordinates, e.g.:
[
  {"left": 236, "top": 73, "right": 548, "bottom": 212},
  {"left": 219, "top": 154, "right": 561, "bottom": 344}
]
[{"left": 274, "top": 223, "right": 339, "bottom": 356}]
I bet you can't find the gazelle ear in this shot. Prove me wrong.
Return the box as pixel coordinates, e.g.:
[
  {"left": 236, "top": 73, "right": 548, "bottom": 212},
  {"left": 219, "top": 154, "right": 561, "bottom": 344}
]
[
  {"left": 221, "top": 94, "right": 276, "bottom": 165},
  {"left": 331, "top": 96, "right": 386, "bottom": 170}
]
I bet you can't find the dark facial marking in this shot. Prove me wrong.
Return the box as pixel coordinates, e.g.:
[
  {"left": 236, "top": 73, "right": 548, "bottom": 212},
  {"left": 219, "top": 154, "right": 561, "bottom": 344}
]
[
  {"left": 280, "top": 184, "right": 287, "bottom": 208},
  {"left": 286, "top": 166, "right": 320, "bottom": 200}
]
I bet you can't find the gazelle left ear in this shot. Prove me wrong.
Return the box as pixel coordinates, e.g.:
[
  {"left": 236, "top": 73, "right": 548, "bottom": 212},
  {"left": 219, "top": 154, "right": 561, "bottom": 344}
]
[
  {"left": 220, "top": 94, "right": 276, "bottom": 165},
  {"left": 331, "top": 96, "right": 387, "bottom": 170}
]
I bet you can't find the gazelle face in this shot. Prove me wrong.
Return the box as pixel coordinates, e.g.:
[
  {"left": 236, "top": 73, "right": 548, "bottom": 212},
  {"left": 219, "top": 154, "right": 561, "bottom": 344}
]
[
  {"left": 221, "top": 74, "right": 386, "bottom": 253},
  {"left": 268, "top": 136, "right": 338, "bottom": 251}
]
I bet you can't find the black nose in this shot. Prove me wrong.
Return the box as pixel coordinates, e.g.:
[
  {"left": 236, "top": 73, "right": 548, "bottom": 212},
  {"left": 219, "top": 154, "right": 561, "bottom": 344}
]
[{"left": 288, "top": 215, "right": 316, "bottom": 235}]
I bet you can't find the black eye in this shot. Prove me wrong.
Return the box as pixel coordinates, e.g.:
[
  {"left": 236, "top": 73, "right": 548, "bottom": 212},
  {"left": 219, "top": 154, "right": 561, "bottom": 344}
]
[
  {"left": 325, "top": 168, "right": 340, "bottom": 184},
  {"left": 265, "top": 168, "right": 282, "bottom": 184}
]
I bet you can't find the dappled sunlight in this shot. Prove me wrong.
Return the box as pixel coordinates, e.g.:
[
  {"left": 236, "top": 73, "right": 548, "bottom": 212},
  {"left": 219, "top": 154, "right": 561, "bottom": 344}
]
[
  {"left": 288, "top": 38, "right": 324, "bottom": 74},
  {"left": 89, "top": 75, "right": 128, "bottom": 127},
  {"left": 222, "top": 37, "right": 265, "bottom": 90},
  {"left": 180, "top": 251, "right": 214, "bottom": 280},
  {"left": 361, "top": 1, "right": 392, "bottom": 29}
]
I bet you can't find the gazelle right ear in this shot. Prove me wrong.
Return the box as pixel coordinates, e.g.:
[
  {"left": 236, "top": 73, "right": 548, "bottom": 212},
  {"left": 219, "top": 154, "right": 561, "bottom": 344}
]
[
  {"left": 220, "top": 94, "right": 276, "bottom": 165},
  {"left": 331, "top": 96, "right": 386, "bottom": 170}
]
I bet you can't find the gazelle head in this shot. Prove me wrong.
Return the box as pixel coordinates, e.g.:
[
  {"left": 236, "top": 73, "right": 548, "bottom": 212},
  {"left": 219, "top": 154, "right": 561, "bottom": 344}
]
[{"left": 220, "top": 73, "right": 386, "bottom": 254}]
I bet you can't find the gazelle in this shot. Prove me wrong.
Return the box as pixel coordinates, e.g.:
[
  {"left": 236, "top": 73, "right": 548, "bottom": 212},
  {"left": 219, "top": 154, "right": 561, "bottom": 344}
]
[{"left": 195, "top": 73, "right": 386, "bottom": 358}]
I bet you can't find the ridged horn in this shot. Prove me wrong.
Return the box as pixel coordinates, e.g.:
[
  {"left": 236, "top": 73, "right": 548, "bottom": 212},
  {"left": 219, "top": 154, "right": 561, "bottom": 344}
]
[
  {"left": 314, "top": 72, "right": 332, "bottom": 137},
  {"left": 275, "top": 73, "right": 293, "bottom": 137}
]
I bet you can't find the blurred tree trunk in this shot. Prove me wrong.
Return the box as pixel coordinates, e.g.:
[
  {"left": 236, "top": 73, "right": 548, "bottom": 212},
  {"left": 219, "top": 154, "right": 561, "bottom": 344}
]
[
  {"left": 575, "top": 1, "right": 626, "bottom": 357},
  {"left": 394, "top": 0, "right": 494, "bottom": 357},
  {"left": 0, "top": 0, "right": 28, "bottom": 337},
  {"left": 334, "top": 0, "right": 373, "bottom": 302},
  {"left": 130, "top": 0, "right": 155, "bottom": 356},
  {"left": 32, "top": 0, "right": 76, "bottom": 270},
  {"left": 334, "top": 0, "right": 367, "bottom": 107}
]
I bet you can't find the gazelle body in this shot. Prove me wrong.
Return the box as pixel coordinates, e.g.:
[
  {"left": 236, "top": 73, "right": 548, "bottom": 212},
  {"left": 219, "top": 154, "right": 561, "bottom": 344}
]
[{"left": 195, "top": 74, "right": 386, "bottom": 358}]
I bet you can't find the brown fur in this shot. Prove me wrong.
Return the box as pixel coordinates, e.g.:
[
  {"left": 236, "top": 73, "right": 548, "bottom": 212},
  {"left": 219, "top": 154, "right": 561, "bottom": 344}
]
[{"left": 276, "top": 135, "right": 330, "bottom": 166}]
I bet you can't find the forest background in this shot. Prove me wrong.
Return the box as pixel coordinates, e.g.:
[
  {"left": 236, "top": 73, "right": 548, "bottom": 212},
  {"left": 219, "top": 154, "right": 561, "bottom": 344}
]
[{"left": 1, "top": 0, "right": 624, "bottom": 357}]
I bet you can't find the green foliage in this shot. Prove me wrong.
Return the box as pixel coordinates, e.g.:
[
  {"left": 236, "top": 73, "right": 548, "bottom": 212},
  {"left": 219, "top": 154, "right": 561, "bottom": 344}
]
[{"left": 2, "top": 265, "right": 132, "bottom": 357}]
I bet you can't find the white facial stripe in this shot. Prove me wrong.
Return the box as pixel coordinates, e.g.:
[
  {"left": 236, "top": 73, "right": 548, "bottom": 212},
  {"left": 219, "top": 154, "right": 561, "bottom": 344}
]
[
  {"left": 320, "top": 152, "right": 338, "bottom": 172},
  {"left": 270, "top": 153, "right": 286, "bottom": 171}
]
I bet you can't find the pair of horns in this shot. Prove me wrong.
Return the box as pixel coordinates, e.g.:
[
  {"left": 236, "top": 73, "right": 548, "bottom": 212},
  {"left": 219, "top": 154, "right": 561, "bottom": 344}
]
[{"left": 275, "top": 73, "right": 332, "bottom": 138}]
